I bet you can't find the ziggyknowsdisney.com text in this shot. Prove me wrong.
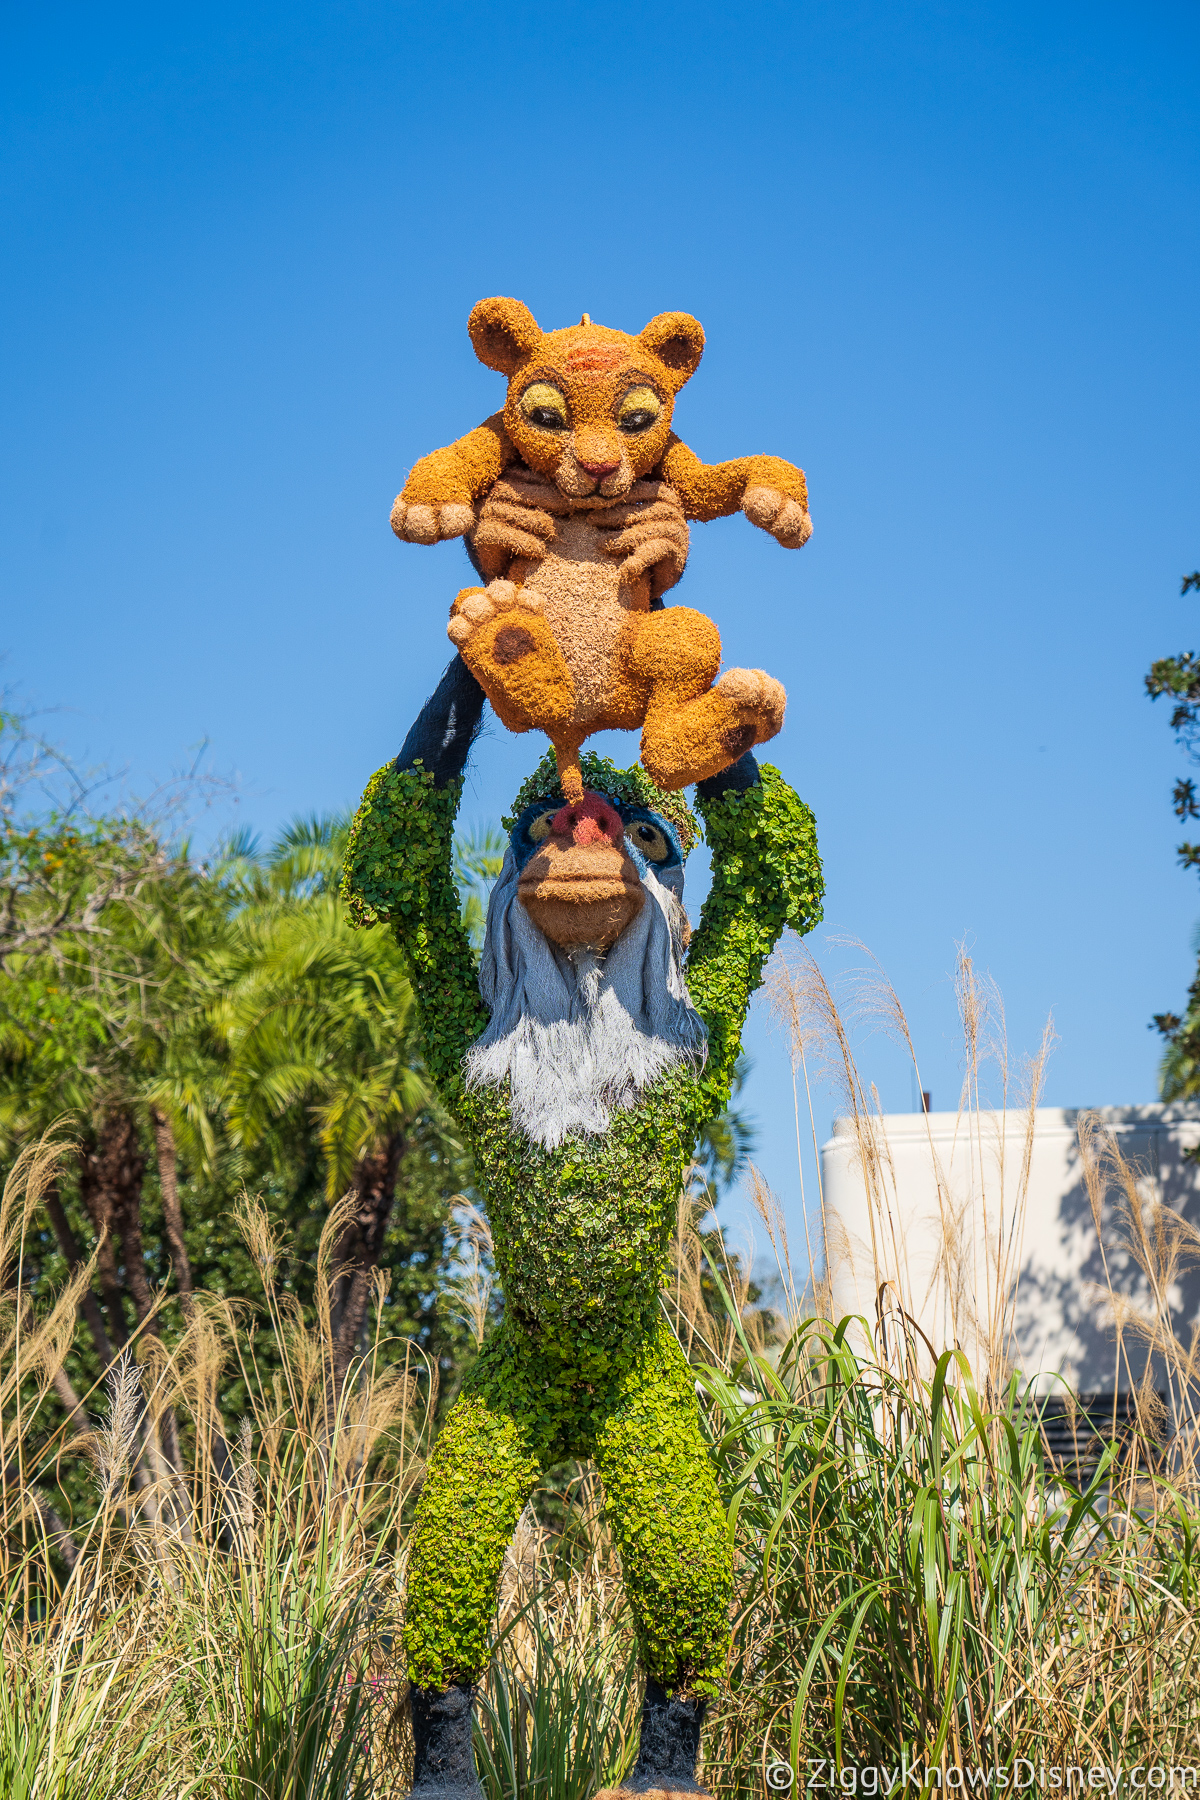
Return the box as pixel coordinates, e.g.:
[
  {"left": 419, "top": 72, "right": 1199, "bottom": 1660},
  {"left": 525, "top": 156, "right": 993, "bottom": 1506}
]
[{"left": 765, "top": 1763, "right": 1200, "bottom": 1793}]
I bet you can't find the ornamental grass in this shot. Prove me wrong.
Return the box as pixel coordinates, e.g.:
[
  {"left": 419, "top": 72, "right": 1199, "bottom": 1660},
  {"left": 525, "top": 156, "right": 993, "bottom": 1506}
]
[{"left": 2, "top": 945, "right": 1200, "bottom": 1792}]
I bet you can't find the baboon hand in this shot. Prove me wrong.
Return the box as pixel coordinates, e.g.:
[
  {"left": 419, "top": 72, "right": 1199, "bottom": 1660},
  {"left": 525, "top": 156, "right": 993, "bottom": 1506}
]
[
  {"left": 594, "top": 480, "right": 690, "bottom": 596},
  {"left": 471, "top": 473, "right": 562, "bottom": 578}
]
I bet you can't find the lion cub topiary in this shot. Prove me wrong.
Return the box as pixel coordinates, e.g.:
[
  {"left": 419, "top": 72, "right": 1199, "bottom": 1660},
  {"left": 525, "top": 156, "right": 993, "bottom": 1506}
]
[{"left": 392, "top": 297, "right": 812, "bottom": 799}]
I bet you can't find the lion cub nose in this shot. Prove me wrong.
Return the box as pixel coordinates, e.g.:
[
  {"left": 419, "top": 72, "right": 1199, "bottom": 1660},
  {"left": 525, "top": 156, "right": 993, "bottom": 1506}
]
[
  {"left": 551, "top": 793, "right": 624, "bottom": 848},
  {"left": 574, "top": 426, "right": 622, "bottom": 479}
]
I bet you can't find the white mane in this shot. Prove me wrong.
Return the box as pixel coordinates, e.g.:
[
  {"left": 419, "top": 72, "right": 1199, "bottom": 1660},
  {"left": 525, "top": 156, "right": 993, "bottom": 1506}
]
[{"left": 464, "top": 852, "right": 708, "bottom": 1149}]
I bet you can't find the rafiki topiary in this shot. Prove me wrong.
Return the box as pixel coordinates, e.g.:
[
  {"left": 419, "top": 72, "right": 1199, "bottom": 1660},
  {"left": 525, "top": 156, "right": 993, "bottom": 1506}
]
[
  {"left": 388, "top": 297, "right": 813, "bottom": 802},
  {"left": 343, "top": 656, "right": 823, "bottom": 1799}
]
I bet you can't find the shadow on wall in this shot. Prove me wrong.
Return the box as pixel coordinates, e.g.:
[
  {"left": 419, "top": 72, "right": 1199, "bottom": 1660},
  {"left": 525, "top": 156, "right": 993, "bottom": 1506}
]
[{"left": 821, "top": 1104, "right": 1200, "bottom": 1396}]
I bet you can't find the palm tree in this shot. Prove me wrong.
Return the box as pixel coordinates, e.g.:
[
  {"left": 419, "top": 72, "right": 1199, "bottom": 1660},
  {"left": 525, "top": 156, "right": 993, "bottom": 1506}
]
[
  {"left": 0, "top": 815, "right": 227, "bottom": 1337},
  {"left": 211, "top": 817, "right": 460, "bottom": 1392},
  {"left": 453, "top": 824, "right": 506, "bottom": 954},
  {"left": 0, "top": 810, "right": 232, "bottom": 1529},
  {"left": 0, "top": 746, "right": 491, "bottom": 1544}
]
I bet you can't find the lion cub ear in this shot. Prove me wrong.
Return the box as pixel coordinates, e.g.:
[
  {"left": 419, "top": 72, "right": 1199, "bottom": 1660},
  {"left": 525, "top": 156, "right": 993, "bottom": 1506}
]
[
  {"left": 638, "top": 312, "right": 705, "bottom": 390},
  {"left": 469, "top": 298, "right": 544, "bottom": 375}
]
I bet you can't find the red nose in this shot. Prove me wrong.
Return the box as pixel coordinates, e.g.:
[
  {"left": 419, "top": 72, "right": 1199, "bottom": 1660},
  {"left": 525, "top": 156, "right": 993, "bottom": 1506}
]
[
  {"left": 577, "top": 457, "right": 621, "bottom": 477},
  {"left": 551, "top": 792, "right": 624, "bottom": 847}
]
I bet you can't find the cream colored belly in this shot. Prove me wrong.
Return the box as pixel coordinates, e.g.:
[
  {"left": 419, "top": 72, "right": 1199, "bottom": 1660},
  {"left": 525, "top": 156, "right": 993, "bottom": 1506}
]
[{"left": 516, "top": 517, "right": 651, "bottom": 726}]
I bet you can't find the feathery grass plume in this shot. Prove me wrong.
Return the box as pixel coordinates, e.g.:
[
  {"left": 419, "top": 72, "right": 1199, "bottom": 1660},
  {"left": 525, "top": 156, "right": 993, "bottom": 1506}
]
[
  {"left": 0, "top": 1142, "right": 99, "bottom": 1580},
  {"left": 745, "top": 1164, "right": 803, "bottom": 1327},
  {"left": 447, "top": 1198, "right": 495, "bottom": 1348},
  {"left": 232, "top": 1415, "right": 256, "bottom": 1561},
  {"left": 0, "top": 1134, "right": 97, "bottom": 1420},
  {"left": 232, "top": 1187, "right": 281, "bottom": 1284},
  {"left": 94, "top": 1350, "right": 142, "bottom": 1505}
]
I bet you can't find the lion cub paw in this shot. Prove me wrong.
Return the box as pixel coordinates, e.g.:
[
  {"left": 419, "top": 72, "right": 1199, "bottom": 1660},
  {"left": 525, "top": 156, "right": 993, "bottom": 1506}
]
[
  {"left": 446, "top": 580, "right": 542, "bottom": 648},
  {"left": 742, "top": 485, "right": 813, "bottom": 549},
  {"left": 391, "top": 497, "right": 476, "bottom": 545},
  {"left": 447, "top": 582, "right": 574, "bottom": 735},
  {"left": 714, "top": 667, "right": 787, "bottom": 740}
]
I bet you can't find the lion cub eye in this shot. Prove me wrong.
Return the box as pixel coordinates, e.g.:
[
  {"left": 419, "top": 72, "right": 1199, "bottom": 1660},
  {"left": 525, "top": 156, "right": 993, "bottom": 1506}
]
[
  {"left": 520, "top": 383, "right": 568, "bottom": 431},
  {"left": 617, "top": 386, "right": 662, "bottom": 434},
  {"left": 631, "top": 821, "right": 669, "bottom": 862},
  {"left": 527, "top": 808, "right": 558, "bottom": 844}
]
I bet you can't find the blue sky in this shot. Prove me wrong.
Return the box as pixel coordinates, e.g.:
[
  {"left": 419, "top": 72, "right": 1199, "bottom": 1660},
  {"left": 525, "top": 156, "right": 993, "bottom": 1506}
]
[{"left": 3, "top": 1, "right": 1198, "bottom": 1259}]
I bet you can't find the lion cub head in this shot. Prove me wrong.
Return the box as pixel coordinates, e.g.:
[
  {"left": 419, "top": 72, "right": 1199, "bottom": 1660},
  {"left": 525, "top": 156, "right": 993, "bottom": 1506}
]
[{"left": 468, "top": 297, "right": 705, "bottom": 500}]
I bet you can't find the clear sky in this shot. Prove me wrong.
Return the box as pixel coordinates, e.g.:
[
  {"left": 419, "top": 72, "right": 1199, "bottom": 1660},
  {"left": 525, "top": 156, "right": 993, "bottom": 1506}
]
[{"left": 3, "top": 1, "right": 1199, "bottom": 1261}]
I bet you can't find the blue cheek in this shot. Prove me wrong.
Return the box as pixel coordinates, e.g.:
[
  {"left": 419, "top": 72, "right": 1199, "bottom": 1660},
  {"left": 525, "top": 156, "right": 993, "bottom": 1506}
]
[
  {"left": 511, "top": 832, "right": 536, "bottom": 873},
  {"left": 624, "top": 839, "right": 650, "bottom": 878}
]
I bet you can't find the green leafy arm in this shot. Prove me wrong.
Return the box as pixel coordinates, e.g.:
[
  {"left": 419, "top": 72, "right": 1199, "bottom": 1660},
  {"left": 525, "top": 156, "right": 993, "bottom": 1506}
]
[
  {"left": 686, "top": 758, "right": 823, "bottom": 1124},
  {"left": 341, "top": 660, "right": 490, "bottom": 1109}
]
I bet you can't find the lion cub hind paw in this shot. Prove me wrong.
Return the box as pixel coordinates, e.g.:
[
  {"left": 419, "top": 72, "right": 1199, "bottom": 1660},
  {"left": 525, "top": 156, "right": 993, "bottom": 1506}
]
[
  {"left": 391, "top": 497, "right": 475, "bottom": 544},
  {"left": 714, "top": 667, "right": 786, "bottom": 739},
  {"left": 447, "top": 582, "right": 574, "bottom": 735},
  {"left": 448, "top": 580, "right": 542, "bottom": 645},
  {"left": 641, "top": 668, "right": 786, "bottom": 789}
]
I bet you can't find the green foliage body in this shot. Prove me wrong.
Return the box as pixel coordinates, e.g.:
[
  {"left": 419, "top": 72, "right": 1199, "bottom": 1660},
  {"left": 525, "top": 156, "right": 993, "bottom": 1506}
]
[{"left": 342, "top": 755, "right": 823, "bottom": 1696}]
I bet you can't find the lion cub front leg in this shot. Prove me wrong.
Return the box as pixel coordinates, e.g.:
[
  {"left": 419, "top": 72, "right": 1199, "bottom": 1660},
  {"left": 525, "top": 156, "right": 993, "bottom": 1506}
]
[{"left": 448, "top": 580, "right": 578, "bottom": 742}]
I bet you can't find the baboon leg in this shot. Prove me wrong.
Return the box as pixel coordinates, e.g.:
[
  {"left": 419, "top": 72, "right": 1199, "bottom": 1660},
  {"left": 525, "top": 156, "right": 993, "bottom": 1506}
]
[
  {"left": 402, "top": 1324, "right": 545, "bottom": 1689},
  {"left": 592, "top": 1316, "right": 732, "bottom": 1697}
]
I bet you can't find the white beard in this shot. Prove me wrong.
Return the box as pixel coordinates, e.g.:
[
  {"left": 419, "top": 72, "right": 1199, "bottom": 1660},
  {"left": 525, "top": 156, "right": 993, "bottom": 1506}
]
[{"left": 464, "top": 852, "right": 709, "bottom": 1150}]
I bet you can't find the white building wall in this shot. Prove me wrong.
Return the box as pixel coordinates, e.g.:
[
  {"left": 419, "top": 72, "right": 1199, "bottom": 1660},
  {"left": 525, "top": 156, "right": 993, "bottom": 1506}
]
[{"left": 819, "top": 1105, "right": 1200, "bottom": 1392}]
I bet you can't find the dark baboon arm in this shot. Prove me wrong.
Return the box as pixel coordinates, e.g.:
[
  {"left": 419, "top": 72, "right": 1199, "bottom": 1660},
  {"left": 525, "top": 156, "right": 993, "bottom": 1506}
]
[{"left": 341, "top": 659, "right": 490, "bottom": 1108}]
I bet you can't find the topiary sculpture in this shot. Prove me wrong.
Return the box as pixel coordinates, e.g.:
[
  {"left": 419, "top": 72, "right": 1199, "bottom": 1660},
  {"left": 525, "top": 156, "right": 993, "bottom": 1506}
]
[
  {"left": 343, "top": 653, "right": 822, "bottom": 1798},
  {"left": 389, "top": 298, "right": 812, "bottom": 802}
]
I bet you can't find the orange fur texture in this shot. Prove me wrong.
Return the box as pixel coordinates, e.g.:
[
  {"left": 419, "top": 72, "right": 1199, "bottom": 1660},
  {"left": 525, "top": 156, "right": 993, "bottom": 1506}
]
[{"left": 393, "top": 299, "right": 810, "bottom": 797}]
